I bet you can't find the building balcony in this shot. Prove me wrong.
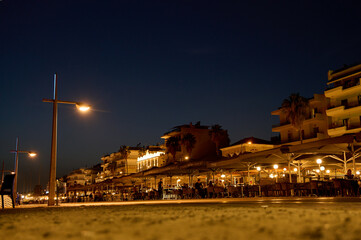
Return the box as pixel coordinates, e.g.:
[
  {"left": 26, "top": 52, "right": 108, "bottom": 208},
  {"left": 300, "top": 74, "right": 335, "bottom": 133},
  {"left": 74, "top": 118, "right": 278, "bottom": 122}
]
[
  {"left": 328, "top": 125, "right": 347, "bottom": 136},
  {"left": 326, "top": 105, "right": 345, "bottom": 116},
  {"left": 325, "top": 80, "right": 361, "bottom": 98},
  {"left": 328, "top": 122, "right": 361, "bottom": 136},
  {"left": 272, "top": 113, "right": 326, "bottom": 132},
  {"left": 327, "top": 104, "right": 361, "bottom": 117}
]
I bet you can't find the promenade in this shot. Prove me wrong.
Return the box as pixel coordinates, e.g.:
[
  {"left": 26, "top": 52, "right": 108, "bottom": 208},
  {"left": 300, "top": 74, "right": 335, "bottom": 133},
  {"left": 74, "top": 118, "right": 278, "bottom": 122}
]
[{"left": 2, "top": 197, "right": 361, "bottom": 240}]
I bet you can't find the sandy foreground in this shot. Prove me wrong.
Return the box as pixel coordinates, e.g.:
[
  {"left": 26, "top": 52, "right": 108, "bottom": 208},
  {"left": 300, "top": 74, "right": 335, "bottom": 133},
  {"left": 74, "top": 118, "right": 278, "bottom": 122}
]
[{"left": 1, "top": 198, "right": 361, "bottom": 240}]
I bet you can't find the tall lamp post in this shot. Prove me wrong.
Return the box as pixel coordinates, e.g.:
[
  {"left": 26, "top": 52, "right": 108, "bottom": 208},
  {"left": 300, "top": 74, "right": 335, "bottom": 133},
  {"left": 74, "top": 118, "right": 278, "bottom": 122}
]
[
  {"left": 43, "top": 73, "right": 90, "bottom": 206},
  {"left": 10, "top": 137, "right": 37, "bottom": 204}
]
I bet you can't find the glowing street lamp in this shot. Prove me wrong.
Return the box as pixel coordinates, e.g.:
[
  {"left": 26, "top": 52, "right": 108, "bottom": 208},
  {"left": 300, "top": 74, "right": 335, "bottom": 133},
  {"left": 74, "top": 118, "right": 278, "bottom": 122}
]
[
  {"left": 320, "top": 166, "right": 325, "bottom": 171},
  {"left": 76, "top": 104, "right": 91, "bottom": 112},
  {"left": 28, "top": 152, "right": 37, "bottom": 157},
  {"left": 10, "top": 137, "right": 37, "bottom": 204},
  {"left": 43, "top": 73, "right": 91, "bottom": 206}
]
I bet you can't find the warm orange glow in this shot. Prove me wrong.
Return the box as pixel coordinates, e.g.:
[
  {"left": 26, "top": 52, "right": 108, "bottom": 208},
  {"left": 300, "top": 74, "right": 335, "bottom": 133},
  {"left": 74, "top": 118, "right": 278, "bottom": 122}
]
[
  {"left": 28, "top": 152, "right": 37, "bottom": 157},
  {"left": 76, "top": 104, "right": 90, "bottom": 112},
  {"left": 247, "top": 141, "right": 252, "bottom": 144},
  {"left": 185, "top": 156, "right": 189, "bottom": 160}
]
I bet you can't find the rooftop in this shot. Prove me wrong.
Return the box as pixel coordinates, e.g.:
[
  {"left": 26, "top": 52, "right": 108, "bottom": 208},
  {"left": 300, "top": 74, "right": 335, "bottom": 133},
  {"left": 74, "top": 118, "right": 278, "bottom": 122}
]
[
  {"left": 230, "top": 137, "right": 272, "bottom": 146},
  {"left": 328, "top": 63, "right": 361, "bottom": 83}
]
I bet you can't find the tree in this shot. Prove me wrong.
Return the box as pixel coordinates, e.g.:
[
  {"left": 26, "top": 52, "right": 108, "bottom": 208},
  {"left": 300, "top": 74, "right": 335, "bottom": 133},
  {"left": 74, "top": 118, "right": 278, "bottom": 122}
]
[
  {"left": 281, "top": 93, "right": 310, "bottom": 143},
  {"left": 181, "top": 133, "right": 196, "bottom": 159},
  {"left": 119, "top": 145, "right": 131, "bottom": 174},
  {"left": 165, "top": 136, "right": 180, "bottom": 163},
  {"left": 209, "top": 124, "right": 230, "bottom": 156}
]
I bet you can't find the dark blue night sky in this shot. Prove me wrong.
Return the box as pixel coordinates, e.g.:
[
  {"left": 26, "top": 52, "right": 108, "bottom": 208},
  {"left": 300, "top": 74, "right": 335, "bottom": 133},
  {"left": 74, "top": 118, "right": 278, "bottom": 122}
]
[{"left": 1, "top": 0, "right": 361, "bottom": 192}]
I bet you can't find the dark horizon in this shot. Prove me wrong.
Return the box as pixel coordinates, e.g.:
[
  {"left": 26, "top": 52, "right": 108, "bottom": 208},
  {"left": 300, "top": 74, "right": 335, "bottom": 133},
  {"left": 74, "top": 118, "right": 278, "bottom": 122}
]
[{"left": 1, "top": 0, "right": 361, "bottom": 192}]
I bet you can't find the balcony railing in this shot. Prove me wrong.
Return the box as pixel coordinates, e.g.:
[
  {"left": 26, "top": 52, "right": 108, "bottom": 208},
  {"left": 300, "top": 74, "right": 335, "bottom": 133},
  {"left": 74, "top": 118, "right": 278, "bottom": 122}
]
[
  {"left": 273, "top": 113, "right": 324, "bottom": 128},
  {"left": 326, "top": 79, "right": 360, "bottom": 91}
]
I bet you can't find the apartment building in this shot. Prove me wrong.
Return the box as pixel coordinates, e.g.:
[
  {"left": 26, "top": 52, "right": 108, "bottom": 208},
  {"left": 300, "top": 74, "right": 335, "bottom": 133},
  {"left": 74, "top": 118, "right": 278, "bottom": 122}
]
[
  {"left": 137, "top": 146, "right": 166, "bottom": 172},
  {"left": 161, "top": 122, "right": 227, "bottom": 162},
  {"left": 272, "top": 94, "right": 328, "bottom": 144},
  {"left": 67, "top": 165, "right": 100, "bottom": 187},
  {"left": 98, "top": 147, "right": 140, "bottom": 181},
  {"left": 325, "top": 63, "right": 361, "bottom": 137}
]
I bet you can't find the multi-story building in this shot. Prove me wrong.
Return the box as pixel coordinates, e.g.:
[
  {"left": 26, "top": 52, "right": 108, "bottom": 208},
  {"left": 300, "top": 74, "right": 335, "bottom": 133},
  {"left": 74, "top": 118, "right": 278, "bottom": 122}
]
[
  {"left": 67, "top": 165, "right": 100, "bottom": 187},
  {"left": 98, "top": 147, "right": 141, "bottom": 181},
  {"left": 161, "top": 122, "right": 228, "bottom": 162},
  {"left": 137, "top": 146, "right": 166, "bottom": 172},
  {"left": 272, "top": 94, "right": 329, "bottom": 144},
  {"left": 220, "top": 137, "right": 274, "bottom": 157},
  {"left": 325, "top": 63, "right": 361, "bottom": 137}
]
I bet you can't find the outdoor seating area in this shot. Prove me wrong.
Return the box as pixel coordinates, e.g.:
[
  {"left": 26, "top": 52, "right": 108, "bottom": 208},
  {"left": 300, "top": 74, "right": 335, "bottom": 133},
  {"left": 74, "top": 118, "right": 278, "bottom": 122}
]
[
  {"left": 64, "top": 177, "right": 361, "bottom": 203},
  {"left": 54, "top": 133, "right": 361, "bottom": 203}
]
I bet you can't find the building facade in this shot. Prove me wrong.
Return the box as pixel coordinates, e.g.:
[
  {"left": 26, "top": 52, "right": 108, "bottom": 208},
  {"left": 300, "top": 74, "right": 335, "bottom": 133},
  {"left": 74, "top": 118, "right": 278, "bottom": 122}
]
[
  {"left": 272, "top": 94, "right": 329, "bottom": 144},
  {"left": 161, "top": 122, "right": 227, "bottom": 162},
  {"left": 325, "top": 63, "right": 361, "bottom": 137},
  {"left": 67, "top": 166, "right": 100, "bottom": 187},
  {"left": 137, "top": 146, "right": 166, "bottom": 172}
]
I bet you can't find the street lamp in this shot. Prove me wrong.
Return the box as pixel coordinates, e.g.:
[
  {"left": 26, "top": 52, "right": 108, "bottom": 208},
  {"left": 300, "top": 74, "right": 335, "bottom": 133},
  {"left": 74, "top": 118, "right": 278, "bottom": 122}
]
[
  {"left": 273, "top": 164, "right": 278, "bottom": 182},
  {"left": 256, "top": 167, "right": 261, "bottom": 196},
  {"left": 43, "top": 73, "right": 90, "bottom": 206},
  {"left": 10, "top": 137, "right": 37, "bottom": 204}
]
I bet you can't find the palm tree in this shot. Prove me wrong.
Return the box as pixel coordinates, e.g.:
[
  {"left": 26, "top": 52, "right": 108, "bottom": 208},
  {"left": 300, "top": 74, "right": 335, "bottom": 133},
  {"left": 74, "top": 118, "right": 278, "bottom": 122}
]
[
  {"left": 181, "top": 133, "right": 196, "bottom": 159},
  {"left": 209, "top": 124, "right": 230, "bottom": 156},
  {"left": 119, "top": 145, "right": 131, "bottom": 174},
  {"left": 165, "top": 136, "right": 180, "bottom": 163},
  {"left": 281, "top": 93, "right": 310, "bottom": 143}
]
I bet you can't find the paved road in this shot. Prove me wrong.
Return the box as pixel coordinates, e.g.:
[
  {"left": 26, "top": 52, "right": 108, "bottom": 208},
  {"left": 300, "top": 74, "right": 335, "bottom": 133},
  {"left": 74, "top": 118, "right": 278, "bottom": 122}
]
[{"left": 14, "top": 197, "right": 361, "bottom": 209}]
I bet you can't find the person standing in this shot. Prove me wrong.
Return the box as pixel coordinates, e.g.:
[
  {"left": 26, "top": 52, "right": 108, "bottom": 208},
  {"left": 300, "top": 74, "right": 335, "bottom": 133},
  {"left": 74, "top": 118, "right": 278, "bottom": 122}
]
[
  {"left": 158, "top": 179, "right": 163, "bottom": 199},
  {"left": 195, "top": 179, "right": 204, "bottom": 198}
]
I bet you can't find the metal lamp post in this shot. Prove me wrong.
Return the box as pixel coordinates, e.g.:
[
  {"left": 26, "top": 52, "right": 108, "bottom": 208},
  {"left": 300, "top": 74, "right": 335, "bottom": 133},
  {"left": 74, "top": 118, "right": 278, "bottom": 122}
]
[
  {"left": 43, "top": 73, "right": 90, "bottom": 206},
  {"left": 10, "top": 137, "right": 37, "bottom": 204}
]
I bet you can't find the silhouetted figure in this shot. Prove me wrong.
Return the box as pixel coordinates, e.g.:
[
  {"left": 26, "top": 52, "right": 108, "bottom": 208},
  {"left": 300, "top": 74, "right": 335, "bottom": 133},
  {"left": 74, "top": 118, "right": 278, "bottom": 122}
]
[
  {"left": 195, "top": 179, "right": 204, "bottom": 198},
  {"left": 345, "top": 169, "right": 354, "bottom": 179},
  {"left": 158, "top": 179, "right": 163, "bottom": 199}
]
